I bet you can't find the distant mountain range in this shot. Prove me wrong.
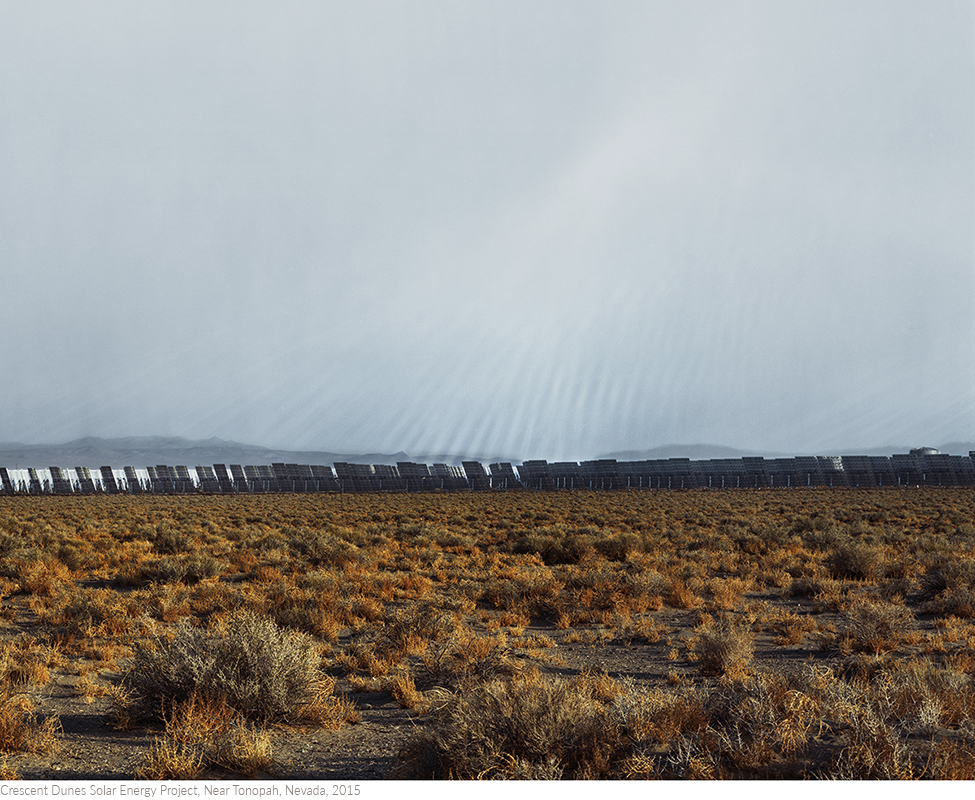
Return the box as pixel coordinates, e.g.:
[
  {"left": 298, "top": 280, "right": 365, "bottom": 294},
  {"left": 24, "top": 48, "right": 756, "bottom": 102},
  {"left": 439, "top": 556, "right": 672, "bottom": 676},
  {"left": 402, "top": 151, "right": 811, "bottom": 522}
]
[
  {"left": 0, "top": 437, "right": 514, "bottom": 469},
  {"left": 0, "top": 436, "right": 971, "bottom": 470},
  {"left": 601, "top": 443, "right": 975, "bottom": 460},
  {"left": 599, "top": 444, "right": 783, "bottom": 460}
]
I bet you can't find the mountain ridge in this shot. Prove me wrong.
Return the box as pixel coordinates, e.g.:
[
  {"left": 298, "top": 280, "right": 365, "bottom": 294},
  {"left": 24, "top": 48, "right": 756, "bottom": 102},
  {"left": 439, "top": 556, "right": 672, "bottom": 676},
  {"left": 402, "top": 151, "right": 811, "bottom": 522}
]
[
  {"left": 0, "top": 437, "right": 971, "bottom": 470},
  {"left": 0, "top": 437, "right": 515, "bottom": 469}
]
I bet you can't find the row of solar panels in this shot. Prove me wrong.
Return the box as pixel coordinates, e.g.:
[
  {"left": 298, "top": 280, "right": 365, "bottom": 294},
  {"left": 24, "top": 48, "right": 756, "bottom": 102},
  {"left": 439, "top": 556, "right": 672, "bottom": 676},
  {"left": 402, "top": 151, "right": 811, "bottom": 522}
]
[{"left": 2, "top": 453, "right": 975, "bottom": 495}]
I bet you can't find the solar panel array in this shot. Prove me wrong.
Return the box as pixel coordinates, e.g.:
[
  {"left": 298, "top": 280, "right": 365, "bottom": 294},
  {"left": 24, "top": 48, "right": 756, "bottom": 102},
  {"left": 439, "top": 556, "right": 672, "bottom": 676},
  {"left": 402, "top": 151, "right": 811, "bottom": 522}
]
[
  {"left": 50, "top": 467, "right": 72, "bottom": 494},
  {"left": 99, "top": 466, "right": 119, "bottom": 494},
  {"left": 124, "top": 466, "right": 142, "bottom": 494},
  {"left": 4, "top": 451, "right": 975, "bottom": 495}
]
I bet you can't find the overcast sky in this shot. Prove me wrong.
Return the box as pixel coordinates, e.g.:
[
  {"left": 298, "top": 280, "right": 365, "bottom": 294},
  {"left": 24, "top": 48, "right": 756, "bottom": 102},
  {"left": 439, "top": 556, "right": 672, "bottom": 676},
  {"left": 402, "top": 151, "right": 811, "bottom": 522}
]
[{"left": 1, "top": 1, "right": 972, "bottom": 461}]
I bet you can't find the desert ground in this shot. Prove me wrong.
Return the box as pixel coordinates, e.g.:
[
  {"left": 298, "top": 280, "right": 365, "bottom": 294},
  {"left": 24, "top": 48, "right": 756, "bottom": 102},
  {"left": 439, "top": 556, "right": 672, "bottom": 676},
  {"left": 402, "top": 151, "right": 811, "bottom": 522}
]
[{"left": 1, "top": 487, "right": 974, "bottom": 779}]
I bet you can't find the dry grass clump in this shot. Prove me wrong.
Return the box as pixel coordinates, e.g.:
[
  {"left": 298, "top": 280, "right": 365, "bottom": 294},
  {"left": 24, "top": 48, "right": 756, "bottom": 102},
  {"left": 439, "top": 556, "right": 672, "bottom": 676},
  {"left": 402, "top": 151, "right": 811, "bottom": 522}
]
[
  {"left": 706, "top": 577, "right": 747, "bottom": 611},
  {"left": 122, "top": 610, "right": 336, "bottom": 725},
  {"left": 136, "top": 735, "right": 205, "bottom": 780},
  {"left": 608, "top": 663, "right": 975, "bottom": 779},
  {"left": 39, "top": 586, "right": 133, "bottom": 641},
  {"left": 135, "top": 690, "right": 278, "bottom": 780},
  {"left": 655, "top": 673, "right": 823, "bottom": 777},
  {"left": 830, "top": 704, "right": 919, "bottom": 779},
  {"left": 12, "top": 558, "right": 73, "bottom": 596},
  {"left": 400, "top": 672, "right": 626, "bottom": 779},
  {"left": 128, "top": 555, "right": 223, "bottom": 587},
  {"left": 625, "top": 568, "right": 668, "bottom": 605},
  {"left": 666, "top": 578, "right": 702, "bottom": 609},
  {"left": 209, "top": 721, "right": 277, "bottom": 777},
  {"left": 0, "top": 637, "right": 57, "bottom": 687},
  {"left": 402, "top": 665, "right": 942, "bottom": 779},
  {"left": 72, "top": 673, "right": 112, "bottom": 702},
  {"left": 0, "top": 754, "right": 18, "bottom": 779},
  {"left": 378, "top": 603, "right": 459, "bottom": 659},
  {"left": 416, "top": 628, "right": 522, "bottom": 691},
  {"left": 511, "top": 527, "right": 606, "bottom": 565},
  {"left": 840, "top": 599, "right": 914, "bottom": 655},
  {"left": 695, "top": 618, "right": 754, "bottom": 678},
  {"left": 919, "top": 558, "right": 975, "bottom": 618},
  {"left": 390, "top": 674, "right": 424, "bottom": 710},
  {"left": 827, "top": 541, "right": 883, "bottom": 581},
  {"left": 482, "top": 568, "right": 562, "bottom": 618},
  {"left": 0, "top": 688, "right": 61, "bottom": 755}
]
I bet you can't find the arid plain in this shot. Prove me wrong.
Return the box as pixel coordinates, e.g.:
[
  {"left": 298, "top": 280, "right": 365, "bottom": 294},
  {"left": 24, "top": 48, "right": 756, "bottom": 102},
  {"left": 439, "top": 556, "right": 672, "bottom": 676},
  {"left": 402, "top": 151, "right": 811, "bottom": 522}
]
[{"left": 0, "top": 488, "right": 974, "bottom": 779}]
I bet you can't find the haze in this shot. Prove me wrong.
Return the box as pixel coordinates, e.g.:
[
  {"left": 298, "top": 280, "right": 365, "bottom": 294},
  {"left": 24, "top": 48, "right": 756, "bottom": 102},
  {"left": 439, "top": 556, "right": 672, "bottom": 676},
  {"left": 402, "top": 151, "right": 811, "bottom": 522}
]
[{"left": 1, "top": 1, "right": 972, "bottom": 462}]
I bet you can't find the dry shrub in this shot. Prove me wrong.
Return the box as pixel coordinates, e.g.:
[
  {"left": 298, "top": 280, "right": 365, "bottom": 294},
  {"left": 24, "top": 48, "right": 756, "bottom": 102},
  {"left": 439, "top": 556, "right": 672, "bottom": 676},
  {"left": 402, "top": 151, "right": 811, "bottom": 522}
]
[
  {"left": 136, "top": 736, "right": 204, "bottom": 780},
  {"left": 573, "top": 670, "right": 624, "bottom": 703},
  {"left": 289, "top": 528, "right": 366, "bottom": 569},
  {"left": 844, "top": 600, "right": 914, "bottom": 655},
  {"left": 626, "top": 569, "right": 669, "bottom": 601},
  {"left": 920, "top": 558, "right": 975, "bottom": 618},
  {"left": 593, "top": 533, "right": 642, "bottom": 562},
  {"left": 664, "top": 672, "right": 823, "bottom": 778},
  {"left": 303, "top": 675, "right": 360, "bottom": 729},
  {"left": 0, "top": 693, "right": 33, "bottom": 752},
  {"left": 47, "top": 587, "right": 132, "bottom": 639},
  {"left": 809, "top": 577, "right": 856, "bottom": 612},
  {"left": 124, "top": 611, "right": 330, "bottom": 724},
  {"left": 252, "top": 565, "right": 283, "bottom": 584},
  {"left": 165, "top": 689, "right": 236, "bottom": 744},
  {"left": 885, "top": 659, "right": 975, "bottom": 730},
  {"left": 696, "top": 619, "right": 754, "bottom": 678},
  {"left": 143, "top": 585, "right": 194, "bottom": 623},
  {"left": 397, "top": 573, "right": 433, "bottom": 597},
  {"left": 0, "top": 688, "right": 61, "bottom": 754},
  {"left": 127, "top": 555, "right": 222, "bottom": 587},
  {"left": 400, "top": 673, "right": 625, "bottom": 779},
  {"left": 378, "top": 603, "right": 458, "bottom": 659},
  {"left": 774, "top": 689, "right": 820, "bottom": 754},
  {"left": 0, "top": 754, "right": 18, "bottom": 780},
  {"left": 827, "top": 541, "right": 882, "bottom": 581},
  {"left": 666, "top": 578, "right": 702, "bottom": 609},
  {"left": 619, "top": 751, "right": 658, "bottom": 779},
  {"left": 210, "top": 722, "right": 276, "bottom": 777},
  {"left": 769, "top": 611, "right": 816, "bottom": 647},
  {"left": 334, "top": 642, "right": 379, "bottom": 675},
  {"left": 928, "top": 738, "right": 975, "bottom": 780},
  {"left": 262, "top": 581, "right": 337, "bottom": 638},
  {"left": 390, "top": 674, "right": 424, "bottom": 710},
  {"left": 707, "top": 578, "right": 746, "bottom": 611},
  {"left": 73, "top": 674, "right": 111, "bottom": 702},
  {"left": 483, "top": 570, "right": 562, "bottom": 616},
  {"left": 15, "top": 559, "right": 72, "bottom": 596},
  {"left": 136, "top": 682, "right": 293, "bottom": 779},
  {"left": 512, "top": 528, "right": 596, "bottom": 565},
  {"left": 417, "top": 630, "right": 521, "bottom": 690},
  {"left": 134, "top": 689, "right": 233, "bottom": 778},
  {"left": 830, "top": 706, "right": 917, "bottom": 779},
  {"left": 0, "top": 637, "right": 55, "bottom": 687},
  {"left": 616, "top": 687, "right": 707, "bottom": 750},
  {"left": 624, "top": 616, "right": 664, "bottom": 644}
]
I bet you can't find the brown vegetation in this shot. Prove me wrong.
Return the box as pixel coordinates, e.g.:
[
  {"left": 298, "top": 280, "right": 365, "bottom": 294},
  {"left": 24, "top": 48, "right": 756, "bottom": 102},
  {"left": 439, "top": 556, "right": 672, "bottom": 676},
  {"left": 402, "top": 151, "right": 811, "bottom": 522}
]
[{"left": 0, "top": 488, "right": 974, "bottom": 778}]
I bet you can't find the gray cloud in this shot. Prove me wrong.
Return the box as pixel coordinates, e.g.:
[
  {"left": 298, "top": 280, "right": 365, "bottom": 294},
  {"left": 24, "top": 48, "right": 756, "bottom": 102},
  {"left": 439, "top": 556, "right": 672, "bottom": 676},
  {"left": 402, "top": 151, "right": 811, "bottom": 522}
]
[{"left": 1, "top": 1, "right": 971, "bottom": 460}]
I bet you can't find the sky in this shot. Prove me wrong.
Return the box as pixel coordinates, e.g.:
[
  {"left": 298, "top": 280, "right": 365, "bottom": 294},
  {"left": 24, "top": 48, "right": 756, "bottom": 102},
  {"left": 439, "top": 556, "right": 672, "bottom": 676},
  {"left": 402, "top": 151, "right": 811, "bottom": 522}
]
[{"left": 1, "top": 1, "right": 972, "bottom": 461}]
